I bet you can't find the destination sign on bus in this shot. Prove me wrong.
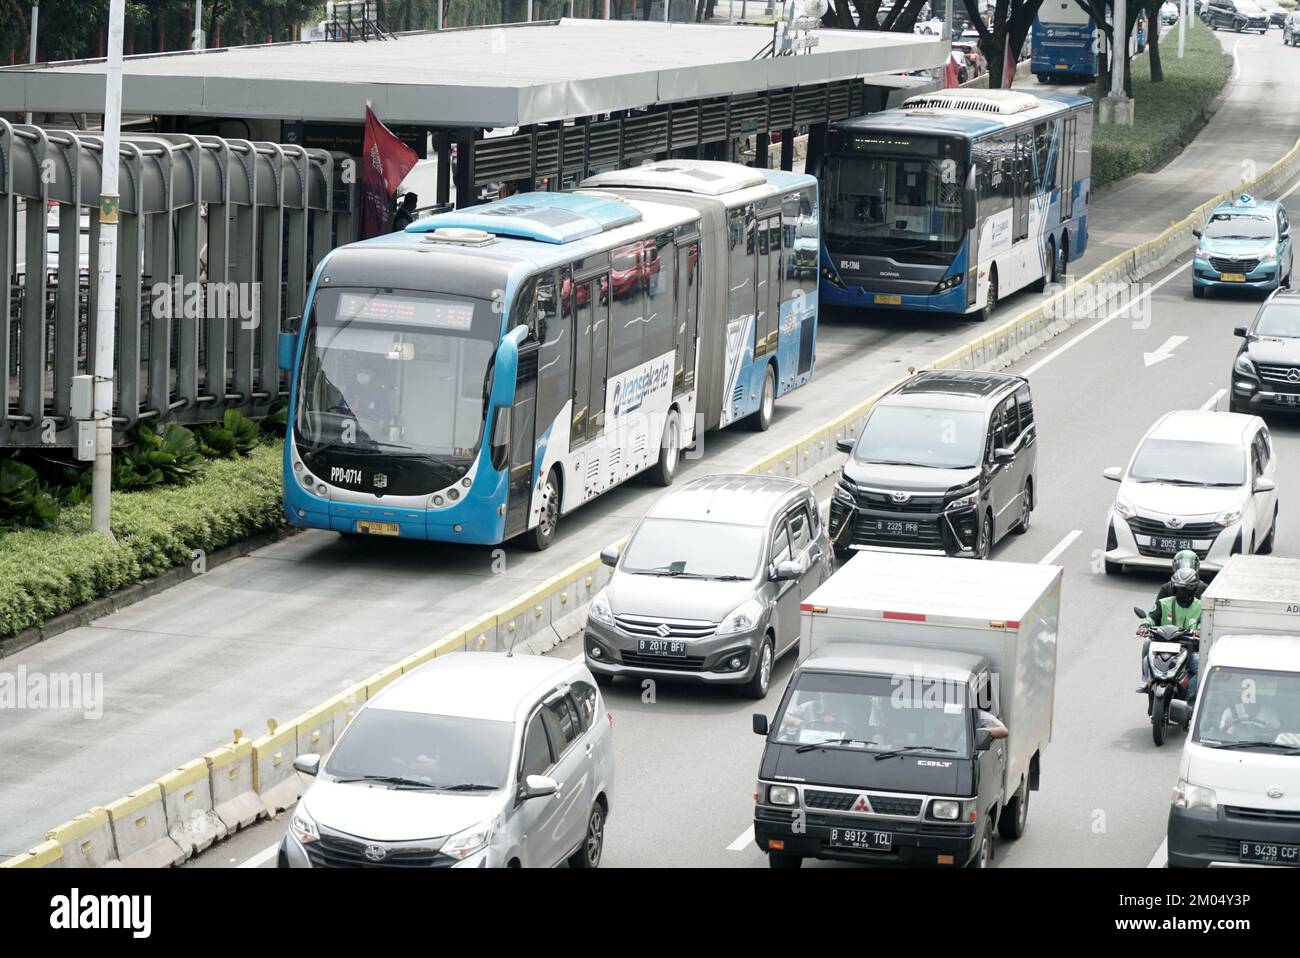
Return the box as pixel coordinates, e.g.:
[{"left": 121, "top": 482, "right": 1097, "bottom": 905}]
[
  {"left": 841, "top": 133, "right": 942, "bottom": 157},
  {"left": 336, "top": 292, "right": 475, "bottom": 331}
]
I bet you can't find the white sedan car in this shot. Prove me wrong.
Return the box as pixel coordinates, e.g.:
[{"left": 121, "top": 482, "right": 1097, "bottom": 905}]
[{"left": 1102, "top": 410, "right": 1279, "bottom": 575}]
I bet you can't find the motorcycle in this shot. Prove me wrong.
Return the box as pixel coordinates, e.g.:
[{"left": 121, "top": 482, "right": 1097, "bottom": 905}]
[{"left": 1134, "top": 607, "right": 1198, "bottom": 746}]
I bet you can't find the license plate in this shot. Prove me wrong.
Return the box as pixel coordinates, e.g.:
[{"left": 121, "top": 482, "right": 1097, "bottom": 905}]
[
  {"left": 1150, "top": 536, "right": 1194, "bottom": 554},
  {"left": 874, "top": 293, "right": 902, "bottom": 305},
  {"left": 1239, "top": 841, "right": 1300, "bottom": 866},
  {"left": 1220, "top": 272, "right": 1247, "bottom": 282},
  {"left": 355, "top": 520, "right": 400, "bottom": 536},
  {"left": 877, "top": 520, "right": 920, "bottom": 536},
  {"left": 637, "top": 638, "right": 687, "bottom": 657},
  {"left": 828, "top": 828, "right": 892, "bottom": 851}
]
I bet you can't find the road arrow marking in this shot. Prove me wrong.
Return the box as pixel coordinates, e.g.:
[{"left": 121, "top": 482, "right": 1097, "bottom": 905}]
[{"left": 1143, "top": 335, "right": 1188, "bottom": 367}]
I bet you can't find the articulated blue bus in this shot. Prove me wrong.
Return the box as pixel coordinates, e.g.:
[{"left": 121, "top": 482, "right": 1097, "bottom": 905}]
[
  {"left": 819, "top": 88, "right": 1093, "bottom": 321},
  {"left": 1031, "top": 0, "right": 1099, "bottom": 81},
  {"left": 280, "top": 160, "right": 819, "bottom": 548}
]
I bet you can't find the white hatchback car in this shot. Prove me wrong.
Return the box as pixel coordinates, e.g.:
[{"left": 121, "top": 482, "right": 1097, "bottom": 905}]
[
  {"left": 1102, "top": 410, "right": 1279, "bottom": 575},
  {"left": 279, "top": 653, "right": 614, "bottom": 868}
]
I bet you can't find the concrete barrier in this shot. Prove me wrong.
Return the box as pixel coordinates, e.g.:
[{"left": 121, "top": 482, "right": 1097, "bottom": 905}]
[
  {"left": 328, "top": 685, "right": 367, "bottom": 744},
  {"left": 204, "top": 735, "right": 262, "bottom": 832},
  {"left": 251, "top": 721, "right": 304, "bottom": 815},
  {"left": 43, "top": 808, "right": 116, "bottom": 868},
  {"left": 0, "top": 839, "right": 63, "bottom": 868},
  {"left": 159, "top": 758, "right": 226, "bottom": 858},
  {"left": 105, "top": 784, "right": 186, "bottom": 867},
  {"left": 290, "top": 699, "right": 337, "bottom": 762}
]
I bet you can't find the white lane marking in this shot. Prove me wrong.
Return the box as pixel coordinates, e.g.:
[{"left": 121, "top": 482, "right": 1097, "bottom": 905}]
[
  {"left": 1147, "top": 837, "right": 1168, "bottom": 868},
  {"left": 1021, "top": 262, "right": 1191, "bottom": 378},
  {"left": 1201, "top": 388, "right": 1227, "bottom": 411},
  {"left": 1039, "top": 529, "right": 1082, "bottom": 566},
  {"left": 1143, "top": 334, "right": 1189, "bottom": 367},
  {"left": 237, "top": 842, "right": 280, "bottom": 868},
  {"left": 727, "top": 824, "right": 755, "bottom": 852}
]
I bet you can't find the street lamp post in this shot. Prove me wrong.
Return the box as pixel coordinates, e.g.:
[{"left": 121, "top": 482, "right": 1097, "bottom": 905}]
[
  {"left": 1101, "top": 0, "right": 1134, "bottom": 125},
  {"left": 1179, "top": 0, "right": 1187, "bottom": 58},
  {"left": 25, "top": 1, "right": 39, "bottom": 124},
  {"left": 194, "top": 0, "right": 205, "bottom": 49}
]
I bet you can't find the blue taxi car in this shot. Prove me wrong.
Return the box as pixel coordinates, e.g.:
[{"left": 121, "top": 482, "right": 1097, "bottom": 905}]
[{"left": 1192, "top": 194, "right": 1293, "bottom": 297}]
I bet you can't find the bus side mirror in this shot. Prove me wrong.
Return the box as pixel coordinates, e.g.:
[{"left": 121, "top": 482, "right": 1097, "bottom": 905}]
[
  {"left": 278, "top": 332, "right": 296, "bottom": 372},
  {"left": 963, "top": 190, "right": 976, "bottom": 232},
  {"left": 490, "top": 406, "right": 512, "bottom": 472}
]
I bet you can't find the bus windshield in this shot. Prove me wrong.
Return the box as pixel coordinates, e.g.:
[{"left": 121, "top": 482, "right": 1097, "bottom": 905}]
[
  {"left": 825, "top": 151, "right": 966, "bottom": 263},
  {"left": 295, "top": 288, "right": 498, "bottom": 467}
]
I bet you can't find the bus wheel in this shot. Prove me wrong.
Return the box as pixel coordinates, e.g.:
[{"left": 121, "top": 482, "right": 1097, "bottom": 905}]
[
  {"left": 749, "top": 364, "right": 776, "bottom": 431},
  {"left": 526, "top": 471, "right": 560, "bottom": 551},
  {"left": 979, "top": 269, "right": 999, "bottom": 322},
  {"left": 650, "top": 409, "right": 681, "bottom": 487}
]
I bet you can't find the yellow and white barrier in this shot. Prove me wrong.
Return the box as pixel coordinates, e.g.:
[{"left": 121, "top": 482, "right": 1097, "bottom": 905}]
[
  {"left": 204, "top": 735, "right": 262, "bottom": 833},
  {"left": 105, "top": 784, "right": 187, "bottom": 868},
  {"left": 42, "top": 809, "right": 116, "bottom": 868},
  {"left": 159, "top": 758, "right": 227, "bottom": 858}
]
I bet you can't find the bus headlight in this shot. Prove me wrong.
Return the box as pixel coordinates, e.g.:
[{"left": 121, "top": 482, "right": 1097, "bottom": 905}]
[{"left": 934, "top": 273, "right": 964, "bottom": 293}]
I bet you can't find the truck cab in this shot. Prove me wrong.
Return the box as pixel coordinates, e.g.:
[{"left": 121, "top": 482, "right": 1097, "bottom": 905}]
[{"left": 752, "top": 644, "right": 1012, "bottom": 867}]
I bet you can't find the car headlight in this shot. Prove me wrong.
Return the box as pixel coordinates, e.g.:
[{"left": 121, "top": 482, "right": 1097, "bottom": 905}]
[
  {"left": 588, "top": 590, "right": 614, "bottom": 627},
  {"left": 442, "top": 820, "right": 494, "bottom": 861},
  {"left": 290, "top": 806, "right": 320, "bottom": 845},
  {"left": 717, "top": 597, "right": 764, "bottom": 636},
  {"left": 768, "top": 785, "right": 798, "bottom": 806},
  {"left": 1172, "top": 779, "right": 1217, "bottom": 812},
  {"left": 1215, "top": 505, "right": 1243, "bottom": 527},
  {"left": 1258, "top": 250, "right": 1277, "bottom": 264},
  {"left": 946, "top": 486, "right": 980, "bottom": 511},
  {"left": 930, "top": 799, "right": 960, "bottom": 820},
  {"left": 1234, "top": 353, "right": 1257, "bottom": 378},
  {"left": 1115, "top": 497, "right": 1137, "bottom": 520},
  {"left": 834, "top": 477, "right": 856, "bottom": 503}
]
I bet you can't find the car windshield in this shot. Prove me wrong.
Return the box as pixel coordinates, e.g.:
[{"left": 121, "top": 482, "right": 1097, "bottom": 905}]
[
  {"left": 1204, "top": 212, "right": 1275, "bottom": 241},
  {"left": 1128, "top": 438, "right": 1246, "bottom": 487},
  {"left": 1254, "top": 303, "right": 1300, "bottom": 338},
  {"left": 621, "top": 518, "right": 764, "bottom": 580},
  {"left": 855, "top": 405, "right": 986, "bottom": 469},
  {"left": 325, "top": 708, "right": 514, "bottom": 789},
  {"left": 1194, "top": 667, "right": 1300, "bottom": 751},
  {"left": 773, "top": 671, "right": 971, "bottom": 756},
  {"left": 295, "top": 288, "right": 497, "bottom": 463}
]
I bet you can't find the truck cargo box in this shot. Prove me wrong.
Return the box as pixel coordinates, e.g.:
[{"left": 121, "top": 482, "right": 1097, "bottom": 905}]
[{"left": 1201, "top": 555, "right": 1300, "bottom": 656}]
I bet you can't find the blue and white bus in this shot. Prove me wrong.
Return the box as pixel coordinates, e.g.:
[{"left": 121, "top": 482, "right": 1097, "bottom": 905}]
[
  {"left": 280, "top": 160, "right": 819, "bottom": 549},
  {"left": 819, "top": 89, "right": 1092, "bottom": 321},
  {"left": 1031, "top": 0, "right": 1099, "bottom": 81}
]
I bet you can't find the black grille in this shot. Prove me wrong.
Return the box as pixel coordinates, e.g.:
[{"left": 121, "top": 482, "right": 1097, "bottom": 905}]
[
  {"left": 804, "top": 789, "right": 858, "bottom": 811},
  {"left": 1225, "top": 805, "right": 1300, "bottom": 822},
  {"left": 1209, "top": 256, "right": 1260, "bottom": 273},
  {"left": 851, "top": 516, "right": 946, "bottom": 549},
  {"left": 618, "top": 652, "right": 707, "bottom": 672},
  {"left": 852, "top": 489, "right": 948, "bottom": 515},
  {"left": 803, "top": 789, "right": 922, "bottom": 817},
  {"left": 1127, "top": 517, "right": 1221, "bottom": 539},
  {"left": 1257, "top": 364, "right": 1300, "bottom": 390},
  {"left": 871, "top": 796, "right": 925, "bottom": 817},
  {"left": 306, "top": 834, "right": 452, "bottom": 868}
]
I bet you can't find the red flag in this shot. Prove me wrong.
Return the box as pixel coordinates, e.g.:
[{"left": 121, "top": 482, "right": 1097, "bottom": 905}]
[
  {"left": 360, "top": 104, "right": 419, "bottom": 239},
  {"left": 943, "top": 55, "right": 960, "bottom": 89},
  {"left": 1002, "top": 35, "right": 1018, "bottom": 89}
]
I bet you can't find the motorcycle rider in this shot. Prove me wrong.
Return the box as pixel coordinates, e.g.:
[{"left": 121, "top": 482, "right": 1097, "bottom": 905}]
[
  {"left": 1137, "top": 566, "right": 1202, "bottom": 700},
  {"left": 1154, "top": 550, "right": 1207, "bottom": 604}
]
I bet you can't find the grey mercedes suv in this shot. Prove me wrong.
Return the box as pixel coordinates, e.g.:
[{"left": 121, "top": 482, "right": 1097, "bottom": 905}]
[{"left": 583, "top": 475, "right": 832, "bottom": 698}]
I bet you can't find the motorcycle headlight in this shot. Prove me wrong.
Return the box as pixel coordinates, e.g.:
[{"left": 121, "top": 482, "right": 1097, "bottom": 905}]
[
  {"left": 1215, "top": 505, "right": 1243, "bottom": 527},
  {"left": 1172, "top": 779, "right": 1217, "bottom": 812},
  {"left": 588, "top": 590, "right": 615, "bottom": 627},
  {"left": 442, "top": 819, "right": 494, "bottom": 861},
  {"left": 717, "top": 597, "right": 764, "bottom": 636},
  {"left": 1234, "top": 353, "right": 1257, "bottom": 378},
  {"left": 1150, "top": 651, "right": 1186, "bottom": 680},
  {"left": 290, "top": 806, "right": 320, "bottom": 846},
  {"left": 1114, "top": 497, "right": 1137, "bottom": 520},
  {"left": 768, "top": 785, "right": 798, "bottom": 807},
  {"left": 946, "top": 486, "right": 980, "bottom": 511}
]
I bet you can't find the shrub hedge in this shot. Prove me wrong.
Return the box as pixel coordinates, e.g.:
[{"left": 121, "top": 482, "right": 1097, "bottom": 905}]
[{"left": 0, "top": 443, "right": 284, "bottom": 638}]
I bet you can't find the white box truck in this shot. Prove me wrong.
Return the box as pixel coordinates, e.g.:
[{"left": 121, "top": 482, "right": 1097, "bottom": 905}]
[
  {"left": 751, "top": 551, "right": 1061, "bottom": 868},
  {"left": 1167, "top": 555, "right": 1300, "bottom": 868}
]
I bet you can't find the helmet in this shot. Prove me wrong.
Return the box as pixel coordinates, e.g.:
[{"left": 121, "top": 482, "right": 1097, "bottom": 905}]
[
  {"left": 1171, "top": 567, "right": 1200, "bottom": 606},
  {"left": 1171, "top": 549, "right": 1200, "bottom": 575}
]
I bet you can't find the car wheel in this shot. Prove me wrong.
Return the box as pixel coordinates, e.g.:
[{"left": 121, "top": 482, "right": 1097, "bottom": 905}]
[
  {"left": 568, "top": 802, "right": 605, "bottom": 869},
  {"left": 525, "top": 471, "right": 560, "bottom": 551},
  {"left": 1192, "top": 283, "right": 1206, "bottom": 298},
  {"left": 749, "top": 364, "right": 776, "bottom": 432},
  {"left": 650, "top": 409, "right": 681, "bottom": 487},
  {"left": 743, "top": 637, "right": 775, "bottom": 700},
  {"left": 966, "top": 826, "right": 993, "bottom": 867},
  {"left": 979, "top": 268, "right": 999, "bottom": 322},
  {"left": 1260, "top": 504, "right": 1278, "bottom": 554},
  {"left": 998, "top": 780, "right": 1030, "bottom": 840},
  {"left": 593, "top": 671, "right": 614, "bottom": 688},
  {"left": 1012, "top": 482, "right": 1033, "bottom": 534},
  {"left": 1229, "top": 396, "right": 1249, "bottom": 414},
  {"left": 975, "top": 510, "right": 993, "bottom": 559},
  {"left": 768, "top": 852, "right": 803, "bottom": 868},
  {"left": 1104, "top": 558, "right": 1123, "bottom": 576},
  {"left": 1030, "top": 240, "right": 1055, "bottom": 292}
]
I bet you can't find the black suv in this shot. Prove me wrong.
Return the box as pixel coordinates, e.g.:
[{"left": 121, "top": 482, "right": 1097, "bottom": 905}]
[
  {"left": 1205, "top": 0, "right": 1269, "bottom": 31},
  {"left": 830, "top": 370, "right": 1037, "bottom": 560},
  {"left": 1231, "top": 287, "right": 1300, "bottom": 415}
]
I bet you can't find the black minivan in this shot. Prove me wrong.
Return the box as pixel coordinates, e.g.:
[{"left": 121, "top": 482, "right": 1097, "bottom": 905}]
[
  {"left": 1204, "top": 0, "right": 1269, "bottom": 31},
  {"left": 830, "top": 370, "right": 1037, "bottom": 560}
]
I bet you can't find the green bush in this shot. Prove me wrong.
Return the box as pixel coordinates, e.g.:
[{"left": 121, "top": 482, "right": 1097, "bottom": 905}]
[
  {"left": 0, "top": 458, "right": 61, "bottom": 531},
  {"left": 196, "top": 409, "right": 262, "bottom": 460},
  {"left": 0, "top": 443, "right": 285, "bottom": 638},
  {"left": 112, "top": 421, "right": 206, "bottom": 490},
  {"left": 1088, "top": 25, "right": 1234, "bottom": 189}
]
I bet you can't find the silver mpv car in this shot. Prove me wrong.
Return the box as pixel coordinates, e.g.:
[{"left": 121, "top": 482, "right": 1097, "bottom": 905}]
[
  {"left": 279, "top": 653, "right": 614, "bottom": 868},
  {"left": 584, "top": 475, "right": 832, "bottom": 698}
]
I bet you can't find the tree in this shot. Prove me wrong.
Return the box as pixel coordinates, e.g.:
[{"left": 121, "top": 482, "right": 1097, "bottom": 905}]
[
  {"left": 821, "top": 0, "right": 932, "bottom": 31},
  {"left": 960, "top": 0, "right": 1045, "bottom": 87}
]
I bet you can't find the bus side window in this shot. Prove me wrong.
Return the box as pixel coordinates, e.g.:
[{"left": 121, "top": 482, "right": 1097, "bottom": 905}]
[
  {"left": 514, "top": 276, "right": 539, "bottom": 341},
  {"left": 570, "top": 267, "right": 592, "bottom": 445}
]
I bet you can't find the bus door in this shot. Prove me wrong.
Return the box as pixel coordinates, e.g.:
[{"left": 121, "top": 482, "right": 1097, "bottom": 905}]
[
  {"left": 1060, "top": 115, "right": 1076, "bottom": 221},
  {"left": 571, "top": 270, "right": 609, "bottom": 446},
  {"left": 754, "top": 214, "right": 782, "bottom": 361},
  {"left": 674, "top": 236, "right": 700, "bottom": 395},
  {"left": 1013, "top": 132, "right": 1030, "bottom": 243},
  {"left": 504, "top": 343, "right": 539, "bottom": 541}
]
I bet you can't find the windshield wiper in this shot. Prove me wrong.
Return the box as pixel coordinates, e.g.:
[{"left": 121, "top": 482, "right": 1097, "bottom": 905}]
[
  {"left": 334, "top": 774, "right": 438, "bottom": 789},
  {"left": 795, "top": 737, "right": 869, "bottom": 753},
  {"left": 434, "top": 783, "right": 500, "bottom": 791},
  {"left": 873, "top": 745, "right": 958, "bottom": 761},
  {"left": 635, "top": 563, "right": 708, "bottom": 578},
  {"left": 1201, "top": 741, "right": 1300, "bottom": 754}
]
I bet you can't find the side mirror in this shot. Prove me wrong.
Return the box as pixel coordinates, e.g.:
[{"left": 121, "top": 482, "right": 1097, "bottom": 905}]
[
  {"left": 835, "top": 437, "right": 855, "bottom": 455},
  {"left": 1102, "top": 466, "right": 1123, "bottom": 482},
  {"left": 1134, "top": 605, "right": 1148, "bottom": 619},
  {"left": 993, "top": 447, "right": 1015, "bottom": 464},
  {"left": 278, "top": 332, "right": 297, "bottom": 372},
  {"left": 490, "top": 406, "right": 512, "bottom": 472},
  {"left": 1192, "top": 228, "right": 1203, "bottom": 239},
  {"left": 752, "top": 713, "right": 770, "bottom": 736},
  {"left": 974, "top": 728, "right": 993, "bottom": 752},
  {"left": 1254, "top": 476, "right": 1276, "bottom": 494},
  {"left": 1233, "top": 326, "right": 1248, "bottom": 338},
  {"left": 600, "top": 546, "right": 620, "bottom": 568},
  {"left": 773, "top": 559, "right": 802, "bottom": 581},
  {"left": 520, "top": 774, "right": 558, "bottom": 801},
  {"left": 293, "top": 754, "right": 320, "bottom": 777},
  {"left": 962, "top": 189, "right": 977, "bottom": 232}
]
